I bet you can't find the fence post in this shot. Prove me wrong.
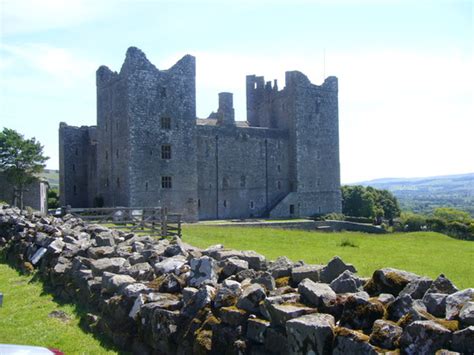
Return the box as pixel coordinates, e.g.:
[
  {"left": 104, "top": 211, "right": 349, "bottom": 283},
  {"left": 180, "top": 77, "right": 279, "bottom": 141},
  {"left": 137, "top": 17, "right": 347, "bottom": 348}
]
[{"left": 161, "top": 208, "right": 168, "bottom": 238}]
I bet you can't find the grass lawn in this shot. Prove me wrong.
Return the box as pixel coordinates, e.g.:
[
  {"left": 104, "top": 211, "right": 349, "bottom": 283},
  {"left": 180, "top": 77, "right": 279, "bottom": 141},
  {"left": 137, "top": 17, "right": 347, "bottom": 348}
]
[
  {"left": 0, "top": 259, "right": 119, "bottom": 354},
  {"left": 182, "top": 226, "right": 474, "bottom": 289}
]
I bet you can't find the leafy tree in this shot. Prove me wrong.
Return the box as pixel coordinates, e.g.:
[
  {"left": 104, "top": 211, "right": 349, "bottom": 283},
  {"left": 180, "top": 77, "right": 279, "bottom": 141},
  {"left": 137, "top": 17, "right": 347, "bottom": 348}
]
[
  {"left": 341, "top": 185, "right": 401, "bottom": 222},
  {"left": 47, "top": 188, "right": 60, "bottom": 209},
  {"left": 341, "top": 185, "right": 376, "bottom": 218},
  {"left": 433, "top": 207, "right": 471, "bottom": 224},
  {"left": 0, "top": 128, "right": 48, "bottom": 208}
]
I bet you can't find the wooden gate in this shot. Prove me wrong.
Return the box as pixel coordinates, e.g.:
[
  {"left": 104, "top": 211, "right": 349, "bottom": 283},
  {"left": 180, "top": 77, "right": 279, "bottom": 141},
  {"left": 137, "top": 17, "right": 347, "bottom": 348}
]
[{"left": 64, "top": 207, "right": 181, "bottom": 237}]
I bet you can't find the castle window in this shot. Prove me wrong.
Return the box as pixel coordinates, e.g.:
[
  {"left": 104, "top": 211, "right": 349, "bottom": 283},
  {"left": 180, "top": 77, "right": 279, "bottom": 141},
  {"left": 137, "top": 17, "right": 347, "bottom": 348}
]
[
  {"left": 198, "top": 199, "right": 201, "bottom": 208},
  {"left": 161, "top": 116, "right": 171, "bottom": 129},
  {"left": 223, "top": 200, "right": 227, "bottom": 208},
  {"left": 277, "top": 180, "right": 281, "bottom": 190},
  {"left": 161, "top": 176, "right": 172, "bottom": 189},
  {"left": 116, "top": 121, "right": 119, "bottom": 130},
  {"left": 150, "top": 150, "right": 153, "bottom": 156},
  {"left": 161, "top": 144, "right": 171, "bottom": 159},
  {"left": 317, "top": 178, "right": 321, "bottom": 186},
  {"left": 116, "top": 177, "right": 120, "bottom": 188},
  {"left": 318, "top": 206, "right": 322, "bottom": 214},
  {"left": 72, "top": 164, "right": 76, "bottom": 172},
  {"left": 145, "top": 182, "right": 148, "bottom": 191},
  {"left": 277, "top": 164, "right": 281, "bottom": 173},
  {"left": 161, "top": 87, "right": 167, "bottom": 98},
  {"left": 116, "top": 149, "right": 119, "bottom": 158},
  {"left": 73, "top": 185, "right": 77, "bottom": 195},
  {"left": 240, "top": 175, "right": 246, "bottom": 188},
  {"left": 222, "top": 176, "right": 229, "bottom": 189},
  {"left": 105, "top": 178, "right": 109, "bottom": 187},
  {"left": 249, "top": 201, "right": 254, "bottom": 209},
  {"left": 289, "top": 204, "right": 295, "bottom": 214},
  {"left": 105, "top": 150, "right": 108, "bottom": 160}
]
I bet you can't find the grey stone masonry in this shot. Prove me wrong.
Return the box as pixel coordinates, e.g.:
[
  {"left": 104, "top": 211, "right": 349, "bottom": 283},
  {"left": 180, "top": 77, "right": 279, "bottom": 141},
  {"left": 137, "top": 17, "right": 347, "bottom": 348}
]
[{"left": 59, "top": 47, "right": 342, "bottom": 220}]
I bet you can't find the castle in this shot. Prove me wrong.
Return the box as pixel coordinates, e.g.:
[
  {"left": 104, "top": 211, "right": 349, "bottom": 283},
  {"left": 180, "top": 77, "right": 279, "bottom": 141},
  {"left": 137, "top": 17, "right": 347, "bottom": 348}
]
[{"left": 59, "top": 47, "right": 341, "bottom": 221}]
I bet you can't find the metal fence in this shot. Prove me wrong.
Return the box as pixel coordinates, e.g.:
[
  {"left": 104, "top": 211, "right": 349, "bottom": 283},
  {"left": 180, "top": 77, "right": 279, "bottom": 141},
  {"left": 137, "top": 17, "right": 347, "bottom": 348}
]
[{"left": 63, "top": 206, "right": 181, "bottom": 237}]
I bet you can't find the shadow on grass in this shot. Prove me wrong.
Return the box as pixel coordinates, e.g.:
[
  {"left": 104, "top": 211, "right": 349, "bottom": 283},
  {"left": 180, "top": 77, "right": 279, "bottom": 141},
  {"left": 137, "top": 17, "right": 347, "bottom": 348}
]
[{"left": 0, "top": 250, "right": 129, "bottom": 355}]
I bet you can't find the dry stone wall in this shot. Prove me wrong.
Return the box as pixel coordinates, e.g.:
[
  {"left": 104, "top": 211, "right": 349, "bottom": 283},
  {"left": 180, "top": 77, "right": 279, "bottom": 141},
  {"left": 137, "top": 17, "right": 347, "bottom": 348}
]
[{"left": 0, "top": 205, "right": 472, "bottom": 354}]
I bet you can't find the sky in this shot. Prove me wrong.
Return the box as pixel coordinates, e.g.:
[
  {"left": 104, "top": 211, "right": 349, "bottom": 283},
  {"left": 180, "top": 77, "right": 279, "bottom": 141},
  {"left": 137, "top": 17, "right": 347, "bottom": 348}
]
[{"left": 0, "top": 0, "right": 472, "bottom": 183}]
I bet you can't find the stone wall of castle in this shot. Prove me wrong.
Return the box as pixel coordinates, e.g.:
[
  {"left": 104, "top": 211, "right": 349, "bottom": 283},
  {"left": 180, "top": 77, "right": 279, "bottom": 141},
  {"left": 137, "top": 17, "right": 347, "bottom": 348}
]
[{"left": 59, "top": 47, "right": 342, "bottom": 220}]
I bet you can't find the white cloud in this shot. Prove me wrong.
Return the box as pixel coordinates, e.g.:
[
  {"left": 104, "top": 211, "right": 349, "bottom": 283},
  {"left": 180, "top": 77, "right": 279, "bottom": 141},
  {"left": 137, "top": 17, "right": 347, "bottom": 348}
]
[
  {"left": 0, "top": 0, "right": 110, "bottom": 35},
  {"left": 1, "top": 43, "right": 97, "bottom": 87}
]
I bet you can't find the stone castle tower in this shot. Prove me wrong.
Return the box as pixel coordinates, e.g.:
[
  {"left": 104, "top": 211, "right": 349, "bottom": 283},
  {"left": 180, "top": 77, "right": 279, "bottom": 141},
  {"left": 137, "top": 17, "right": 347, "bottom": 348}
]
[{"left": 59, "top": 47, "right": 341, "bottom": 221}]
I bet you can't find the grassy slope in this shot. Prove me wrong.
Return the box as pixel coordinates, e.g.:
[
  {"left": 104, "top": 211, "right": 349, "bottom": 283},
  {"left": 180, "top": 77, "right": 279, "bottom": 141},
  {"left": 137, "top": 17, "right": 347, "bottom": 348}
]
[
  {"left": 0, "top": 261, "right": 118, "bottom": 354},
  {"left": 182, "top": 226, "right": 474, "bottom": 289}
]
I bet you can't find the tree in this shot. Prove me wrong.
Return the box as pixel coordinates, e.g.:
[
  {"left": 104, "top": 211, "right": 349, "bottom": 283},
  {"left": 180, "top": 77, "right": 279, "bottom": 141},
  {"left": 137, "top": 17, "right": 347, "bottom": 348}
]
[
  {"left": 48, "top": 188, "right": 60, "bottom": 209},
  {"left": 433, "top": 207, "right": 471, "bottom": 224},
  {"left": 341, "top": 185, "right": 376, "bottom": 218},
  {"left": 341, "top": 185, "right": 401, "bottom": 222},
  {"left": 0, "top": 128, "right": 48, "bottom": 208}
]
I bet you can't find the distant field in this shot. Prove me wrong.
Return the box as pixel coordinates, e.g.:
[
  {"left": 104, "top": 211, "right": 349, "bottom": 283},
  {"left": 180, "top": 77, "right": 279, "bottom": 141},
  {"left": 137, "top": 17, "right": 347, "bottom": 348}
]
[
  {"left": 39, "top": 169, "right": 59, "bottom": 189},
  {"left": 0, "top": 259, "right": 117, "bottom": 354},
  {"left": 182, "top": 226, "right": 474, "bottom": 289}
]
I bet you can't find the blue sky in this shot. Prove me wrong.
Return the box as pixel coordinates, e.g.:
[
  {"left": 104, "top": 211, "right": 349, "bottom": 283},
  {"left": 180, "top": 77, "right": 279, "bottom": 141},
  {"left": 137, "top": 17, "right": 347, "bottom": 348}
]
[{"left": 1, "top": 0, "right": 472, "bottom": 183}]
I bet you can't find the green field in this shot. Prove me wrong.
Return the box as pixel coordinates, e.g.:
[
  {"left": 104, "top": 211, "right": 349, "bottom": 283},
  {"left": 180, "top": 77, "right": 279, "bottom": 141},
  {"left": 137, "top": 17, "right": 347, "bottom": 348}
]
[
  {"left": 182, "top": 226, "right": 474, "bottom": 289},
  {"left": 0, "top": 259, "right": 118, "bottom": 354}
]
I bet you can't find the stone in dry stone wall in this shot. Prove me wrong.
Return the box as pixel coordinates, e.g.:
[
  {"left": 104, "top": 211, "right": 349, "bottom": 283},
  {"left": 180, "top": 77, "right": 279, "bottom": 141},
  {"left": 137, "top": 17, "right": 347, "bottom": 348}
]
[{"left": 0, "top": 204, "right": 473, "bottom": 354}]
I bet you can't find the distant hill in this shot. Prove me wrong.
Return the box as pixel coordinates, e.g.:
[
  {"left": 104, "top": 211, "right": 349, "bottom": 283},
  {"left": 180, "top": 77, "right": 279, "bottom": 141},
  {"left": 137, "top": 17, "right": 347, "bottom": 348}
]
[
  {"left": 40, "top": 169, "right": 59, "bottom": 189},
  {"left": 352, "top": 173, "right": 474, "bottom": 216}
]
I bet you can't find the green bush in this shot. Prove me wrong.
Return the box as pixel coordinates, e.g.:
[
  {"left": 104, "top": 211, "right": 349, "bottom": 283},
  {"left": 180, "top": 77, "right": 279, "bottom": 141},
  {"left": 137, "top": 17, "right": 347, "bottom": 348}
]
[
  {"left": 426, "top": 217, "right": 447, "bottom": 233},
  {"left": 446, "top": 221, "right": 472, "bottom": 240},
  {"left": 345, "top": 216, "right": 374, "bottom": 224},
  {"left": 323, "top": 213, "right": 345, "bottom": 221},
  {"left": 396, "top": 212, "right": 427, "bottom": 232}
]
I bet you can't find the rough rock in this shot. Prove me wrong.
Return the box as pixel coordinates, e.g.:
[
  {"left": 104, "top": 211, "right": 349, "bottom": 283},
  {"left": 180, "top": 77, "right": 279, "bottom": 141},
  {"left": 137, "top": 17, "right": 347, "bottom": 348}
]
[
  {"left": 459, "top": 301, "right": 474, "bottom": 326},
  {"left": 236, "top": 283, "right": 266, "bottom": 314},
  {"left": 291, "top": 264, "right": 322, "bottom": 284},
  {"left": 329, "top": 270, "right": 363, "bottom": 294},
  {"left": 265, "top": 302, "right": 316, "bottom": 326},
  {"left": 399, "top": 320, "right": 452, "bottom": 355},
  {"left": 425, "top": 274, "right": 459, "bottom": 295},
  {"left": 91, "top": 257, "right": 129, "bottom": 275},
  {"left": 399, "top": 277, "right": 433, "bottom": 299},
  {"left": 221, "top": 257, "right": 249, "bottom": 278},
  {"left": 102, "top": 272, "right": 136, "bottom": 293},
  {"left": 268, "top": 256, "right": 293, "bottom": 279},
  {"left": 319, "top": 256, "right": 357, "bottom": 284},
  {"left": 220, "top": 306, "right": 247, "bottom": 326},
  {"left": 182, "top": 285, "right": 215, "bottom": 318},
  {"left": 87, "top": 246, "right": 115, "bottom": 259},
  {"left": 286, "top": 313, "right": 335, "bottom": 355},
  {"left": 153, "top": 255, "right": 187, "bottom": 275},
  {"left": 339, "top": 295, "right": 385, "bottom": 332},
  {"left": 377, "top": 293, "right": 395, "bottom": 305},
  {"left": 214, "top": 280, "right": 242, "bottom": 308},
  {"left": 365, "top": 268, "right": 421, "bottom": 296},
  {"left": 251, "top": 271, "right": 276, "bottom": 291},
  {"left": 423, "top": 292, "right": 448, "bottom": 318},
  {"left": 247, "top": 318, "right": 270, "bottom": 344},
  {"left": 298, "top": 278, "right": 336, "bottom": 308},
  {"left": 445, "top": 288, "right": 474, "bottom": 320},
  {"left": 451, "top": 326, "right": 474, "bottom": 353},
  {"left": 369, "top": 319, "right": 402, "bottom": 350},
  {"left": 333, "top": 327, "right": 379, "bottom": 355},
  {"left": 240, "top": 250, "right": 266, "bottom": 271},
  {"left": 125, "top": 262, "right": 154, "bottom": 281},
  {"left": 95, "top": 231, "right": 116, "bottom": 247},
  {"left": 189, "top": 256, "right": 218, "bottom": 287},
  {"left": 121, "top": 283, "right": 150, "bottom": 298}
]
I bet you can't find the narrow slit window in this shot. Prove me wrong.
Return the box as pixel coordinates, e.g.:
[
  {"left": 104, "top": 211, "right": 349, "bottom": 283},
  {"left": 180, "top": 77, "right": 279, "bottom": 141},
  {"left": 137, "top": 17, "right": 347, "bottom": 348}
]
[
  {"left": 73, "top": 185, "right": 77, "bottom": 195},
  {"left": 116, "top": 177, "right": 120, "bottom": 188},
  {"left": 223, "top": 200, "right": 227, "bottom": 208},
  {"left": 249, "top": 201, "right": 254, "bottom": 209}
]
